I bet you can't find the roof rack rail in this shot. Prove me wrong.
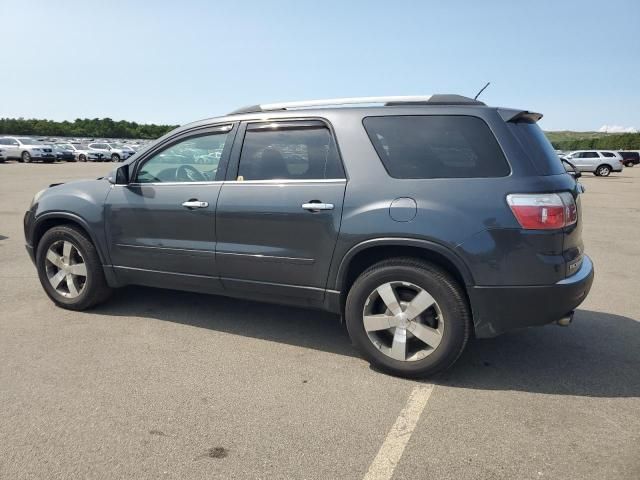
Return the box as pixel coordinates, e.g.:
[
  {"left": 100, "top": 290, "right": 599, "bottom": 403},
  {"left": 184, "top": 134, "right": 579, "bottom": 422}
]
[{"left": 229, "top": 94, "right": 484, "bottom": 114}]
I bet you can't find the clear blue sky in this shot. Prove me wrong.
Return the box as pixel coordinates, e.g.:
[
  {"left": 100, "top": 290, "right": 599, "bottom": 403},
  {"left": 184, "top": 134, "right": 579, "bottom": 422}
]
[{"left": 3, "top": 0, "right": 639, "bottom": 131}]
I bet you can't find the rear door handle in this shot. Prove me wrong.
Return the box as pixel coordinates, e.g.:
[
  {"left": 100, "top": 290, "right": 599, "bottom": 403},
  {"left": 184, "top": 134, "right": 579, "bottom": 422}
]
[
  {"left": 182, "top": 200, "right": 209, "bottom": 209},
  {"left": 302, "top": 202, "right": 334, "bottom": 211}
]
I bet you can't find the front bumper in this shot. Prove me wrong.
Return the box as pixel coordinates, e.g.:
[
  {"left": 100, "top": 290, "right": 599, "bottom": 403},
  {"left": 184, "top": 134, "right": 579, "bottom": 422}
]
[
  {"left": 33, "top": 154, "right": 56, "bottom": 161},
  {"left": 469, "top": 255, "right": 594, "bottom": 338}
]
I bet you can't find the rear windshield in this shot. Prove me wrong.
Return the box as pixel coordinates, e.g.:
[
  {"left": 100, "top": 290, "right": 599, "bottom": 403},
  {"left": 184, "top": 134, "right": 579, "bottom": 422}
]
[
  {"left": 362, "top": 115, "right": 510, "bottom": 179},
  {"left": 507, "top": 122, "right": 565, "bottom": 175}
]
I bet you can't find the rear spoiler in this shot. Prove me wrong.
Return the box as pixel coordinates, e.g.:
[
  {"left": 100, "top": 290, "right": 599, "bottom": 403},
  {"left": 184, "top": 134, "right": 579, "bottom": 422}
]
[{"left": 498, "top": 108, "right": 543, "bottom": 123}]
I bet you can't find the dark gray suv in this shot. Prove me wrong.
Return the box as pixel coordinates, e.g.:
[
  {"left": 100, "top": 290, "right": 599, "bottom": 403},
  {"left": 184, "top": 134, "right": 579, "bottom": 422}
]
[{"left": 24, "top": 95, "right": 594, "bottom": 378}]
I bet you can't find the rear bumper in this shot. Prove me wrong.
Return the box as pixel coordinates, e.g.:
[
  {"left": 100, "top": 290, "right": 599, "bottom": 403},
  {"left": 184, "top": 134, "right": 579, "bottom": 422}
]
[{"left": 469, "top": 255, "right": 594, "bottom": 338}]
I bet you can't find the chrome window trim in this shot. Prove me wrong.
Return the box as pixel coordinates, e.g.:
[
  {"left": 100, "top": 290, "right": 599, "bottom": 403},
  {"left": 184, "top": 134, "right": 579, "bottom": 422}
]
[
  {"left": 223, "top": 178, "right": 347, "bottom": 185},
  {"left": 114, "top": 178, "right": 346, "bottom": 187},
  {"left": 122, "top": 181, "right": 224, "bottom": 187}
]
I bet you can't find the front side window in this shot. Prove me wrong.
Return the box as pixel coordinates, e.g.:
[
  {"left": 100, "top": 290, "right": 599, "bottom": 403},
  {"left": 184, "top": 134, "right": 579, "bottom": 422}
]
[
  {"left": 237, "top": 122, "right": 344, "bottom": 180},
  {"left": 136, "top": 131, "right": 230, "bottom": 183},
  {"left": 583, "top": 152, "right": 599, "bottom": 158},
  {"left": 363, "top": 115, "right": 510, "bottom": 179}
]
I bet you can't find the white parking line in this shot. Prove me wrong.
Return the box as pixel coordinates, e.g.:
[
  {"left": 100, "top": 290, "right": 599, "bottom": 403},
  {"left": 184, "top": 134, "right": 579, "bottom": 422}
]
[{"left": 363, "top": 384, "right": 434, "bottom": 480}]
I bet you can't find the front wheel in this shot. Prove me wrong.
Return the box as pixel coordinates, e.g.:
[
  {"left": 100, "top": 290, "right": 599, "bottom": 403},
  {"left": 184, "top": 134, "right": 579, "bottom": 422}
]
[
  {"left": 345, "top": 258, "right": 471, "bottom": 378},
  {"left": 79, "top": 154, "right": 87, "bottom": 162},
  {"left": 22, "top": 151, "right": 32, "bottom": 163},
  {"left": 35, "top": 225, "right": 112, "bottom": 310},
  {"left": 111, "top": 153, "right": 120, "bottom": 162}
]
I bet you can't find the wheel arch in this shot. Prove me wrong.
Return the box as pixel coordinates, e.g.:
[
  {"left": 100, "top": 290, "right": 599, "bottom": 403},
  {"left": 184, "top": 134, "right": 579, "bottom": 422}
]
[
  {"left": 32, "top": 212, "right": 108, "bottom": 265},
  {"left": 334, "top": 238, "right": 474, "bottom": 295}
]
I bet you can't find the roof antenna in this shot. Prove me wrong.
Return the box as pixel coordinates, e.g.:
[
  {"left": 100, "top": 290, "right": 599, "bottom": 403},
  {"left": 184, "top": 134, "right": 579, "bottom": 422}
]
[{"left": 474, "top": 82, "right": 491, "bottom": 100}]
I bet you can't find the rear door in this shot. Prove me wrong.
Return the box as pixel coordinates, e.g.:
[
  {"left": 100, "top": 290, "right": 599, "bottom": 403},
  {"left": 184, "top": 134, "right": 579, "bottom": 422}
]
[
  {"left": 579, "top": 151, "right": 600, "bottom": 171},
  {"left": 2, "top": 138, "right": 19, "bottom": 158},
  {"left": 215, "top": 119, "right": 346, "bottom": 304}
]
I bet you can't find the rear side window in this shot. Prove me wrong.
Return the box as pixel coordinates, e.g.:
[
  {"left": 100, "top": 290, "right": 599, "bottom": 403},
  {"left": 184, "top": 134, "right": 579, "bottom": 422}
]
[
  {"left": 507, "top": 121, "right": 565, "bottom": 175},
  {"left": 238, "top": 121, "right": 344, "bottom": 180},
  {"left": 601, "top": 152, "right": 615, "bottom": 158},
  {"left": 583, "top": 152, "right": 599, "bottom": 158},
  {"left": 363, "top": 115, "right": 509, "bottom": 179}
]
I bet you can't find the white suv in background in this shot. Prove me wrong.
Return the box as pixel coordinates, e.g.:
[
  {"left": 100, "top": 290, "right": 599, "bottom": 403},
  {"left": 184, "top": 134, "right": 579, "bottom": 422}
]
[
  {"left": 562, "top": 150, "right": 624, "bottom": 176},
  {"left": 87, "top": 142, "right": 134, "bottom": 162},
  {"left": 0, "top": 137, "right": 56, "bottom": 163}
]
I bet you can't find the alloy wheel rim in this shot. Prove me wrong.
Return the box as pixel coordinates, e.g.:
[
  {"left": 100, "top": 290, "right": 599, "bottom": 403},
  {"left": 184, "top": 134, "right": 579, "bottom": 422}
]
[
  {"left": 362, "top": 281, "right": 444, "bottom": 362},
  {"left": 45, "top": 240, "right": 87, "bottom": 298}
]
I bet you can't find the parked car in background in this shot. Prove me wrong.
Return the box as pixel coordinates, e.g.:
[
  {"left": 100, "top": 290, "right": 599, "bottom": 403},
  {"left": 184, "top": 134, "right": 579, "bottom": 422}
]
[
  {"left": 618, "top": 151, "right": 639, "bottom": 167},
  {"left": 24, "top": 94, "right": 594, "bottom": 378},
  {"left": 0, "top": 137, "right": 55, "bottom": 163},
  {"left": 65, "top": 143, "right": 107, "bottom": 162},
  {"left": 52, "top": 144, "right": 76, "bottom": 162},
  {"left": 87, "top": 142, "right": 134, "bottom": 162},
  {"left": 562, "top": 150, "right": 624, "bottom": 176}
]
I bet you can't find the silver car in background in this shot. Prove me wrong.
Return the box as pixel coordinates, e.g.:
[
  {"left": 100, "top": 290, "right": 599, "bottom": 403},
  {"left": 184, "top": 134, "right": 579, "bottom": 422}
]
[
  {"left": 87, "top": 142, "right": 134, "bottom": 162},
  {"left": 0, "top": 137, "right": 56, "bottom": 163},
  {"left": 562, "top": 150, "right": 624, "bottom": 176},
  {"left": 65, "top": 143, "right": 108, "bottom": 162}
]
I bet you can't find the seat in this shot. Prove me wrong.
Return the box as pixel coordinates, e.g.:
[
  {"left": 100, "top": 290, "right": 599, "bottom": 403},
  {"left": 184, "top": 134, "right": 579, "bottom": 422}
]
[{"left": 259, "top": 147, "right": 289, "bottom": 179}]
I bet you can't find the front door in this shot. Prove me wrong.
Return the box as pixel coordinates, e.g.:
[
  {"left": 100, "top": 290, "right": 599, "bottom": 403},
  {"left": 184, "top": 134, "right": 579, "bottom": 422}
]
[
  {"left": 104, "top": 125, "right": 235, "bottom": 292},
  {"left": 215, "top": 120, "right": 346, "bottom": 305}
]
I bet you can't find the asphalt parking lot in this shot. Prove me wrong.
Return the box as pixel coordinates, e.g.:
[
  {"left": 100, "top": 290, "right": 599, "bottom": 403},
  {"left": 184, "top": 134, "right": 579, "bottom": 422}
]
[{"left": 0, "top": 162, "right": 638, "bottom": 480}]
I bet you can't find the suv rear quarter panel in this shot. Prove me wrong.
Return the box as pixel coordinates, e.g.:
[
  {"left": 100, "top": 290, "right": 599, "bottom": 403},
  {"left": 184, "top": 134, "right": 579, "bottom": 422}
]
[{"left": 323, "top": 107, "right": 578, "bottom": 289}]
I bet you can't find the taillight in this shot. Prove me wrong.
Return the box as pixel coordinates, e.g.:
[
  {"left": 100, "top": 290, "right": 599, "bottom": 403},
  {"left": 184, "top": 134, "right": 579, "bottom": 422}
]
[{"left": 506, "top": 192, "right": 577, "bottom": 230}]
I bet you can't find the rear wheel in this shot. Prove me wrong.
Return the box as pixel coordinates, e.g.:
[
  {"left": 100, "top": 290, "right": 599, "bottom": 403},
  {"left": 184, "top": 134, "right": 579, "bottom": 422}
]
[
  {"left": 79, "top": 154, "right": 86, "bottom": 162},
  {"left": 625, "top": 161, "right": 634, "bottom": 167},
  {"left": 36, "top": 225, "right": 112, "bottom": 310},
  {"left": 111, "top": 153, "right": 120, "bottom": 162},
  {"left": 345, "top": 258, "right": 471, "bottom": 378},
  {"left": 596, "top": 165, "right": 611, "bottom": 176}
]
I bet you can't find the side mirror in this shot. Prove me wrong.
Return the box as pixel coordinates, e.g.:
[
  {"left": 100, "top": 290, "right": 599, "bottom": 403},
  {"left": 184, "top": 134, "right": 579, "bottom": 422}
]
[{"left": 108, "top": 164, "right": 130, "bottom": 184}]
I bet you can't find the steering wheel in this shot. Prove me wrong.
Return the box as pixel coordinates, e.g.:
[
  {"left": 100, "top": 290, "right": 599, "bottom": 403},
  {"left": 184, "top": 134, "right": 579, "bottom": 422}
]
[{"left": 176, "top": 164, "right": 207, "bottom": 182}]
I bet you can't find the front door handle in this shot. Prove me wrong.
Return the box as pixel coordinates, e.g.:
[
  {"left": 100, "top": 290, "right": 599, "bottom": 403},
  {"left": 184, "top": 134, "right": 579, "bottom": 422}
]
[
  {"left": 302, "top": 202, "right": 334, "bottom": 211},
  {"left": 182, "top": 200, "right": 209, "bottom": 209}
]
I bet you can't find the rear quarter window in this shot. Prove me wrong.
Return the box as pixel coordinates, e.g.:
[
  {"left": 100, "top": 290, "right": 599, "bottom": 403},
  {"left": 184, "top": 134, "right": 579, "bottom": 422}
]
[
  {"left": 507, "top": 122, "right": 565, "bottom": 175},
  {"left": 362, "top": 115, "right": 510, "bottom": 179}
]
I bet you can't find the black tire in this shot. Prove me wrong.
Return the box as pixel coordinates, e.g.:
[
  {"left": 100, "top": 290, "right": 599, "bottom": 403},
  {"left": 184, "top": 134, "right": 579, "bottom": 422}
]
[
  {"left": 35, "top": 225, "right": 112, "bottom": 310},
  {"left": 79, "top": 154, "right": 87, "bottom": 162},
  {"left": 345, "top": 258, "right": 471, "bottom": 378},
  {"left": 625, "top": 162, "right": 634, "bottom": 167},
  {"left": 111, "top": 153, "right": 120, "bottom": 162},
  {"left": 22, "top": 151, "right": 32, "bottom": 163},
  {"left": 43, "top": 158, "right": 55, "bottom": 164},
  {"left": 596, "top": 164, "right": 611, "bottom": 177}
]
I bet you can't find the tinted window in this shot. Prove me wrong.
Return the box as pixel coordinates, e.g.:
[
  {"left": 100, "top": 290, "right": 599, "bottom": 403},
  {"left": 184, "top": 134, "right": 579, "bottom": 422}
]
[
  {"left": 237, "top": 122, "right": 344, "bottom": 180},
  {"left": 583, "top": 152, "right": 599, "bottom": 158},
  {"left": 601, "top": 152, "right": 615, "bottom": 158},
  {"left": 508, "top": 122, "right": 565, "bottom": 175},
  {"left": 363, "top": 116, "right": 509, "bottom": 179},
  {"left": 136, "top": 131, "right": 230, "bottom": 183}
]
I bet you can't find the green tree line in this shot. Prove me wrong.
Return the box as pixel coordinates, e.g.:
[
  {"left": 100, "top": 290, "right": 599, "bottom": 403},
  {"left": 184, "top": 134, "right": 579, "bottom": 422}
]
[
  {"left": 0, "top": 117, "right": 177, "bottom": 139},
  {"left": 547, "top": 133, "right": 640, "bottom": 151}
]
